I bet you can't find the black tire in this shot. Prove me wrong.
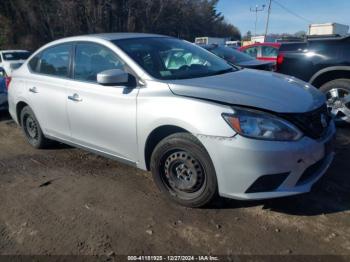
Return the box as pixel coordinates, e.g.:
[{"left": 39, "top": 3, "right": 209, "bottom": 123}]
[
  {"left": 150, "top": 132, "right": 218, "bottom": 208},
  {"left": 20, "top": 106, "right": 51, "bottom": 149},
  {"left": 320, "top": 79, "right": 350, "bottom": 126}
]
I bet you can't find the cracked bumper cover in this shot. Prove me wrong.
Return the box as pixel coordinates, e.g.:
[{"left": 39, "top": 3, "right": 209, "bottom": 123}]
[{"left": 197, "top": 121, "right": 336, "bottom": 200}]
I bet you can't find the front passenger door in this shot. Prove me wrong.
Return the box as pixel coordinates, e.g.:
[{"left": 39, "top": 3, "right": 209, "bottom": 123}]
[{"left": 66, "top": 42, "right": 138, "bottom": 163}]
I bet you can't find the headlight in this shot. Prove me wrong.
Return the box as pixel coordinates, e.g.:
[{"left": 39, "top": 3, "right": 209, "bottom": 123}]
[{"left": 222, "top": 107, "right": 303, "bottom": 141}]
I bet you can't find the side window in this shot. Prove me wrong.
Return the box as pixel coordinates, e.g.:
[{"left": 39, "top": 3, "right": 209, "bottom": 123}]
[
  {"left": 261, "top": 46, "right": 278, "bottom": 58},
  {"left": 0, "top": 54, "right": 2, "bottom": 63},
  {"left": 74, "top": 43, "right": 125, "bottom": 82},
  {"left": 28, "top": 55, "right": 40, "bottom": 72},
  {"left": 39, "top": 44, "right": 71, "bottom": 77},
  {"left": 244, "top": 47, "right": 258, "bottom": 58}
]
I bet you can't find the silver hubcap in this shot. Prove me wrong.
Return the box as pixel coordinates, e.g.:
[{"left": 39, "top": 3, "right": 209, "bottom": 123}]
[{"left": 326, "top": 88, "right": 350, "bottom": 123}]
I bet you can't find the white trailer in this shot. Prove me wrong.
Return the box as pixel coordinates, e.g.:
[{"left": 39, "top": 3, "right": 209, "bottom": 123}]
[
  {"left": 251, "top": 35, "right": 276, "bottom": 43},
  {"left": 308, "top": 23, "right": 349, "bottom": 36},
  {"left": 194, "top": 37, "right": 227, "bottom": 46}
]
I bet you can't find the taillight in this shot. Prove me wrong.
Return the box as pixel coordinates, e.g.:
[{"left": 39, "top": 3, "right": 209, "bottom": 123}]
[
  {"left": 276, "top": 53, "right": 284, "bottom": 71},
  {"left": 5, "top": 77, "right": 11, "bottom": 90}
]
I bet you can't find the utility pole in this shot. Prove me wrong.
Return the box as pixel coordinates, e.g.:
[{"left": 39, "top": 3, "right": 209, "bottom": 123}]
[
  {"left": 264, "top": 0, "right": 272, "bottom": 38},
  {"left": 250, "top": 4, "right": 265, "bottom": 36}
]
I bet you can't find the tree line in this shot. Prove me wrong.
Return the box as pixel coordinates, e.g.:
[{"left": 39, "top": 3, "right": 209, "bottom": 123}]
[{"left": 0, "top": 0, "right": 241, "bottom": 50}]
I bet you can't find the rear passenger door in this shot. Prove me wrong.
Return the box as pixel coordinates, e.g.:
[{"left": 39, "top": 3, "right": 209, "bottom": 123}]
[
  {"left": 66, "top": 42, "right": 138, "bottom": 163},
  {"left": 26, "top": 43, "right": 72, "bottom": 140}
]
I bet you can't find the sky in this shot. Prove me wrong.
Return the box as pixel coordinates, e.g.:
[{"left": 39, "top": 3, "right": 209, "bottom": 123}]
[{"left": 216, "top": 0, "right": 350, "bottom": 35}]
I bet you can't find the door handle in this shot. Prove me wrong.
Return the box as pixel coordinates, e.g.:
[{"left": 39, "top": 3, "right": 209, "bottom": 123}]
[
  {"left": 29, "top": 87, "right": 38, "bottom": 93},
  {"left": 68, "top": 93, "right": 82, "bottom": 102}
]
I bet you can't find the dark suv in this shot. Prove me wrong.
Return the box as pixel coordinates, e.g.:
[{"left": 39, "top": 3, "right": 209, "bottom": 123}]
[{"left": 276, "top": 35, "right": 350, "bottom": 124}]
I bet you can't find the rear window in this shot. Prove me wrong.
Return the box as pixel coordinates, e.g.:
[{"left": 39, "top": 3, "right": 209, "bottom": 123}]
[{"left": 2, "top": 51, "right": 31, "bottom": 61}]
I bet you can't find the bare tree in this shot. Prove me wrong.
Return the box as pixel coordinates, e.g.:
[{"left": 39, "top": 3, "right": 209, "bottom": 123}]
[{"left": 0, "top": 0, "right": 241, "bottom": 50}]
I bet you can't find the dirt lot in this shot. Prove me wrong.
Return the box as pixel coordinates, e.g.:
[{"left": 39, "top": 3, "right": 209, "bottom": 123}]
[{"left": 0, "top": 111, "right": 349, "bottom": 256}]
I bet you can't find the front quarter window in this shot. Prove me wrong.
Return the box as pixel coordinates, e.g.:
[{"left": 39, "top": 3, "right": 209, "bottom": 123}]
[
  {"left": 113, "top": 37, "right": 236, "bottom": 80},
  {"left": 74, "top": 43, "right": 126, "bottom": 82}
]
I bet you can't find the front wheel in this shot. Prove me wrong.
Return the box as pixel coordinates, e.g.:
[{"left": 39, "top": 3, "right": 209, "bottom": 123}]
[
  {"left": 320, "top": 79, "right": 350, "bottom": 126},
  {"left": 150, "top": 133, "right": 218, "bottom": 208}
]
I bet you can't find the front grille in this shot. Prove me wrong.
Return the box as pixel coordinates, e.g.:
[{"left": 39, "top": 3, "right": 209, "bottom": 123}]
[{"left": 281, "top": 104, "right": 331, "bottom": 139}]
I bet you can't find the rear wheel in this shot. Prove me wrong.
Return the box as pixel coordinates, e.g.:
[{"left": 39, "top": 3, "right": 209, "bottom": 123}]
[
  {"left": 150, "top": 133, "right": 218, "bottom": 208},
  {"left": 320, "top": 79, "right": 350, "bottom": 125},
  {"left": 20, "top": 106, "right": 51, "bottom": 148}
]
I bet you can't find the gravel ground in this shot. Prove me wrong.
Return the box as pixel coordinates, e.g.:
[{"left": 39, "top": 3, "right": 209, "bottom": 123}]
[{"left": 0, "top": 111, "right": 349, "bottom": 257}]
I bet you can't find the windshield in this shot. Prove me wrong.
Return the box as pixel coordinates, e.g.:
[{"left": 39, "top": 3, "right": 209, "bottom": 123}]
[
  {"left": 208, "top": 46, "right": 254, "bottom": 64},
  {"left": 113, "top": 37, "right": 236, "bottom": 80},
  {"left": 2, "top": 51, "right": 31, "bottom": 61}
]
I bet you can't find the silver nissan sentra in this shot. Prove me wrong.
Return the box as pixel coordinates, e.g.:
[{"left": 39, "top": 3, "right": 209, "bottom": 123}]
[{"left": 8, "top": 33, "right": 335, "bottom": 207}]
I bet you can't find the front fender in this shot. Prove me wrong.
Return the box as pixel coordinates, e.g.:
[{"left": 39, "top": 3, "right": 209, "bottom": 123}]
[{"left": 136, "top": 84, "right": 236, "bottom": 170}]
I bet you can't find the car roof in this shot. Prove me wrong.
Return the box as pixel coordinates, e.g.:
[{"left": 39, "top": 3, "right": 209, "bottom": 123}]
[
  {"left": 35, "top": 33, "right": 171, "bottom": 52},
  {"left": 62, "top": 33, "right": 168, "bottom": 42},
  {"left": 94, "top": 33, "right": 167, "bottom": 40},
  {"left": 307, "top": 34, "right": 350, "bottom": 41},
  {"left": 279, "top": 42, "right": 306, "bottom": 46}
]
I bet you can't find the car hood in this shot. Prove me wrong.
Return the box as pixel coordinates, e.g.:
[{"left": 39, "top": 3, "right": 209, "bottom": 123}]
[{"left": 167, "top": 69, "right": 325, "bottom": 113}]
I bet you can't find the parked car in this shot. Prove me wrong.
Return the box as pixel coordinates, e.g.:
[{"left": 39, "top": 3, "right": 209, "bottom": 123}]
[
  {"left": 0, "top": 50, "right": 31, "bottom": 76},
  {"left": 240, "top": 42, "right": 307, "bottom": 64},
  {"left": 8, "top": 33, "right": 335, "bottom": 207},
  {"left": 201, "top": 44, "right": 274, "bottom": 71},
  {"left": 239, "top": 42, "right": 281, "bottom": 63},
  {"left": 276, "top": 35, "right": 350, "bottom": 124},
  {"left": 0, "top": 67, "right": 8, "bottom": 111}
]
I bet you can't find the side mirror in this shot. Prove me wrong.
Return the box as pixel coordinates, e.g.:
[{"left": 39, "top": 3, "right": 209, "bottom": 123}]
[{"left": 97, "top": 69, "right": 129, "bottom": 86}]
